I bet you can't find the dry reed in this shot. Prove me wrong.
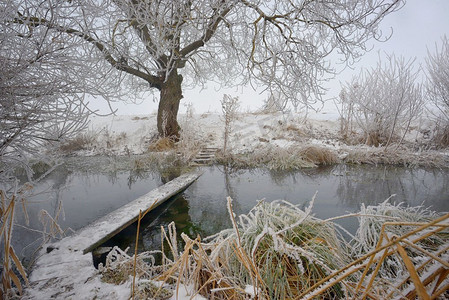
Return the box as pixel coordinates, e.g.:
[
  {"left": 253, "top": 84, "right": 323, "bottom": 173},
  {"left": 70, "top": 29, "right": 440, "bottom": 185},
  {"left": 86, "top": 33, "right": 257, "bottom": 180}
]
[{"left": 1, "top": 189, "right": 30, "bottom": 299}]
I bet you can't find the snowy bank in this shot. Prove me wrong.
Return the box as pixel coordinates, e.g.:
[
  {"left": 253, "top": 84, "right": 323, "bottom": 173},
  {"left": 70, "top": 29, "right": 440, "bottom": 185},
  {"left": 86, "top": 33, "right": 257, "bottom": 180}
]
[{"left": 59, "top": 112, "right": 449, "bottom": 168}]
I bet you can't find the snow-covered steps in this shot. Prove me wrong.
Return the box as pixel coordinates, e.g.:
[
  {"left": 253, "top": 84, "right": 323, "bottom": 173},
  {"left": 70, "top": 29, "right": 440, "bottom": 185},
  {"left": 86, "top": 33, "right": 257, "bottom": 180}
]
[{"left": 192, "top": 147, "right": 218, "bottom": 165}]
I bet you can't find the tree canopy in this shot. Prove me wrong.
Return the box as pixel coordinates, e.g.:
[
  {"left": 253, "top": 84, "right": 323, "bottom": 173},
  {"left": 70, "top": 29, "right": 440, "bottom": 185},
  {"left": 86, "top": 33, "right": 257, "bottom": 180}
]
[{"left": 7, "top": 0, "right": 405, "bottom": 137}]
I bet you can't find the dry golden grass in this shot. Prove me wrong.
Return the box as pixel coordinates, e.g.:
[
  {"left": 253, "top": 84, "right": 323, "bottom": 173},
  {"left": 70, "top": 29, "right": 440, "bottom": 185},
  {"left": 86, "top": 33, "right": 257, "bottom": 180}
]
[
  {"left": 148, "top": 137, "right": 175, "bottom": 152},
  {"left": 299, "top": 145, "right": 339, "bottom": 165},
  {"left": 59, "top": 133, "right": 96, "bottom": 154}
]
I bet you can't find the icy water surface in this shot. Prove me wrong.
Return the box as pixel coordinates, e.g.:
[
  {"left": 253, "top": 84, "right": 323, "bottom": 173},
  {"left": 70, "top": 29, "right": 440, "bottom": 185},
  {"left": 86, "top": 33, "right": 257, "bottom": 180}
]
[{"left": 12, "top": 158, "right": 449, "bottom": 265}]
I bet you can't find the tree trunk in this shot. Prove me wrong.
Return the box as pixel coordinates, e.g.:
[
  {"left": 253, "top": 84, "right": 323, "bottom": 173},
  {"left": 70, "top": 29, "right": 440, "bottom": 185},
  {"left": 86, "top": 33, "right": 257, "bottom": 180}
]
[{"left": 157, "top": 70, "right": 183, "bottom": 139}]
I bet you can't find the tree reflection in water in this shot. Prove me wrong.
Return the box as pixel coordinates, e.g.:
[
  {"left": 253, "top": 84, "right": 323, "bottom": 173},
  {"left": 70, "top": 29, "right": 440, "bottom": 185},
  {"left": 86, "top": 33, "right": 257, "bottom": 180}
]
[{"left": 20, "top": 160, "right": 449, "bottom": 263}]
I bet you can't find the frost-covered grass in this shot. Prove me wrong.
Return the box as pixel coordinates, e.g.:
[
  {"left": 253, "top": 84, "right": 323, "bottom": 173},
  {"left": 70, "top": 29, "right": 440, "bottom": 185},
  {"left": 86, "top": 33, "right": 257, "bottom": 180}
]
[
  {"left": 146, "top": 198, "right": 449, "bottom": 299},
  {"left": 344, "top": 146, "right": 449, "bottom": 168},
  {"left": 196, "top": 198, "right": 349, "bottom": 299},
  {"left": 216, "top": 144, "right": 338, "bottom": 170}
]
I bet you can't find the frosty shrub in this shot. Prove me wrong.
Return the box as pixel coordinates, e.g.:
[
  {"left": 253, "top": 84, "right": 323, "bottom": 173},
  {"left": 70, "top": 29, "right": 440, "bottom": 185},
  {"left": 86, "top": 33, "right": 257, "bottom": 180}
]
[
  {"left": 177, "top": 102, "right": 203, "bottom": 162},
  {"left": 339, "top": 55, "right": 425, "bottom": 148},
  {"left": 221, "top": 94, "right": 240, "bottom": 155},
  {"left": 426, "top": 36, "right": 449, "bottom": 147}
]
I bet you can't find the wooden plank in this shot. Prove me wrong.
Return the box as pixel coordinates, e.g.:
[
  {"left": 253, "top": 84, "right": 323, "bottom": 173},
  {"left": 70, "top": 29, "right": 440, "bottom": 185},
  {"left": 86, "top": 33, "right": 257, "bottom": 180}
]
[{"left": 56, "top": 170, "right": 203, "bottom": 254}]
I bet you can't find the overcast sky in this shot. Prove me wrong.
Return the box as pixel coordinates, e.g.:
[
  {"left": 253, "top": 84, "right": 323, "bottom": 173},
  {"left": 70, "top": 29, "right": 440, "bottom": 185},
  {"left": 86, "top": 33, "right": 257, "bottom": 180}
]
[{"left": 90, "top": 0, "right": 449, "bottom": 116}]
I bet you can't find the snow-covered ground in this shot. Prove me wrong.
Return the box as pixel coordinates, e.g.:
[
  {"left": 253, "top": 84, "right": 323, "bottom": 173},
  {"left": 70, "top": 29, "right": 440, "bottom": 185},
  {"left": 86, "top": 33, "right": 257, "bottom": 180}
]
[
  {"left": 23, "top": 244, "right": 206, "bottom": 299},
  {"left": 71, "top": 111, "right": 430, "bottom": 156}
]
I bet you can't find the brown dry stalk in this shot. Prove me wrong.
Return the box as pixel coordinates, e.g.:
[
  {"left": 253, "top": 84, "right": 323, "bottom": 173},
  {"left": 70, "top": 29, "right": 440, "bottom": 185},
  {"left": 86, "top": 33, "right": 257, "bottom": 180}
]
[
  {"left": 132, "top": 200, "right": 158, "bottom": 299},
  {"left": 386, "top": 244, "right": 449, "bottom": 299},
  {"left": 131, "top": 209, "right": 142, "bottom": 300},
  {"left": 1, "top": 193, "right": 31, "bottom": 297},
  {"left": 297, "top": 213, "right": 449, "bottom": 299},
  {"left": 395, "top": 242, "right": 430, "bottom": 300}
]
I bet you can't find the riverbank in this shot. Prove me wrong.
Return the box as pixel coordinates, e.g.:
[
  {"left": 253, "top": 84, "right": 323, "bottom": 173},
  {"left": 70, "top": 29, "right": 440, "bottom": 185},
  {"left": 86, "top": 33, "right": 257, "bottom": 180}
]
[{"left": 58, "top": 112, "right": 449, "bottom": 169}]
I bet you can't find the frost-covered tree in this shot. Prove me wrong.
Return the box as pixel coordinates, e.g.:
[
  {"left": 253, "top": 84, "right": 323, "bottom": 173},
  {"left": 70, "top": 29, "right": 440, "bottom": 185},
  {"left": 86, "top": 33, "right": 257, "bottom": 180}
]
[
  {"left": 0, "top": 1, "right": 113, "bottom": 177},
  {"left": 427, "top": 36, "right": 449, "bottom": 118},
  {"left": 11, "top": 0, "right": 404, "bottom": 138},
  {"left": 426, "top": 36, "right": 449, "bottom": 147},
  {"left": 1, "top": 3, "right": 110, "bottom": 293},
  {"left": 339, "top": 55, "right": 424, "bottom": 147}
]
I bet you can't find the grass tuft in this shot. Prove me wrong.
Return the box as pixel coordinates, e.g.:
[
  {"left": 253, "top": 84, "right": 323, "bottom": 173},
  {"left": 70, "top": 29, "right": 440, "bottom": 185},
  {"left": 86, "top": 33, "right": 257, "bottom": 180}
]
[
  {"left": 299, "top": 145, "right": 339, "bottom": 165},
  {"left": 59, "top": 133, "right": 97, "bottom": 154},
  {"left": 148, "top": 137, "right": 175, "bottom": 152}
]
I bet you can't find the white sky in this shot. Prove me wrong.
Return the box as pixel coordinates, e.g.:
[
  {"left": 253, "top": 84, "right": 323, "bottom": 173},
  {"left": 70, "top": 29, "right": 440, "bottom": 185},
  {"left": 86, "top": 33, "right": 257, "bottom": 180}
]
[{"left": 90, "top": 0, "right": 449, "bottom": 115}]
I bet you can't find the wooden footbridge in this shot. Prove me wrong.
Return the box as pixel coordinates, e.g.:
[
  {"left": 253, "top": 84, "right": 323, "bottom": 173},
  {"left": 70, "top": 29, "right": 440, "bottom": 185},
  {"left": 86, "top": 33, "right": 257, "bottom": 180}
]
[{"left": 24, "top": 170, "right": 203, "bottom": 299}]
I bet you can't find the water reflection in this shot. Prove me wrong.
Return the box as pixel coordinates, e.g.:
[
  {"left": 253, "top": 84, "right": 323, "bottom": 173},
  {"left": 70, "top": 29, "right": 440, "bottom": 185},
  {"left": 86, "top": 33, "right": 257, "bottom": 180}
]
[
  {"left": 14, "top": 160, "right": 449, "bottom": 264},
  {"left": 336, "top": 165, "right": 449, "bottom": 210},
  {"left": 132, "top": 164, "right": 449, "bottom": 253}
]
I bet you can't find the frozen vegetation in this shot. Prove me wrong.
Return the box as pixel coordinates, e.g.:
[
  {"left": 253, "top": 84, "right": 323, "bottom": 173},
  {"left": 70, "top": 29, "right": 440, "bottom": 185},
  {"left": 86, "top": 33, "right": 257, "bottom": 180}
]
[{"left": 2, "top": 0, "right": 449, "bottom": 298}]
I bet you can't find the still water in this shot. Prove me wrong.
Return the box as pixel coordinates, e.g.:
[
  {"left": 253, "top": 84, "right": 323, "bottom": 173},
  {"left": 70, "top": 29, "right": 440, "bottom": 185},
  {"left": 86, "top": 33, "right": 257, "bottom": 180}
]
[
  {"left": 12, "top": 156, "right": 162, "bottom": 264},
  {"left": 107, "top": 164, "right": 449, "bottom": 253},
  {"left": 12, "top": 158, "right": 449, "bottom": 265}
]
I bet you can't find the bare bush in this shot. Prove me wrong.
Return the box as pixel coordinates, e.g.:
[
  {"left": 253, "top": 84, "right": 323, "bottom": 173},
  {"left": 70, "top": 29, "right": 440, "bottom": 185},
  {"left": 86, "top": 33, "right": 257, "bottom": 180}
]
[
  {"left": 177, "top": 102, "right": 203, "bottom": 162},
  {"left": 339, "top": 55, "right": 425, "bottom": 148}
]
